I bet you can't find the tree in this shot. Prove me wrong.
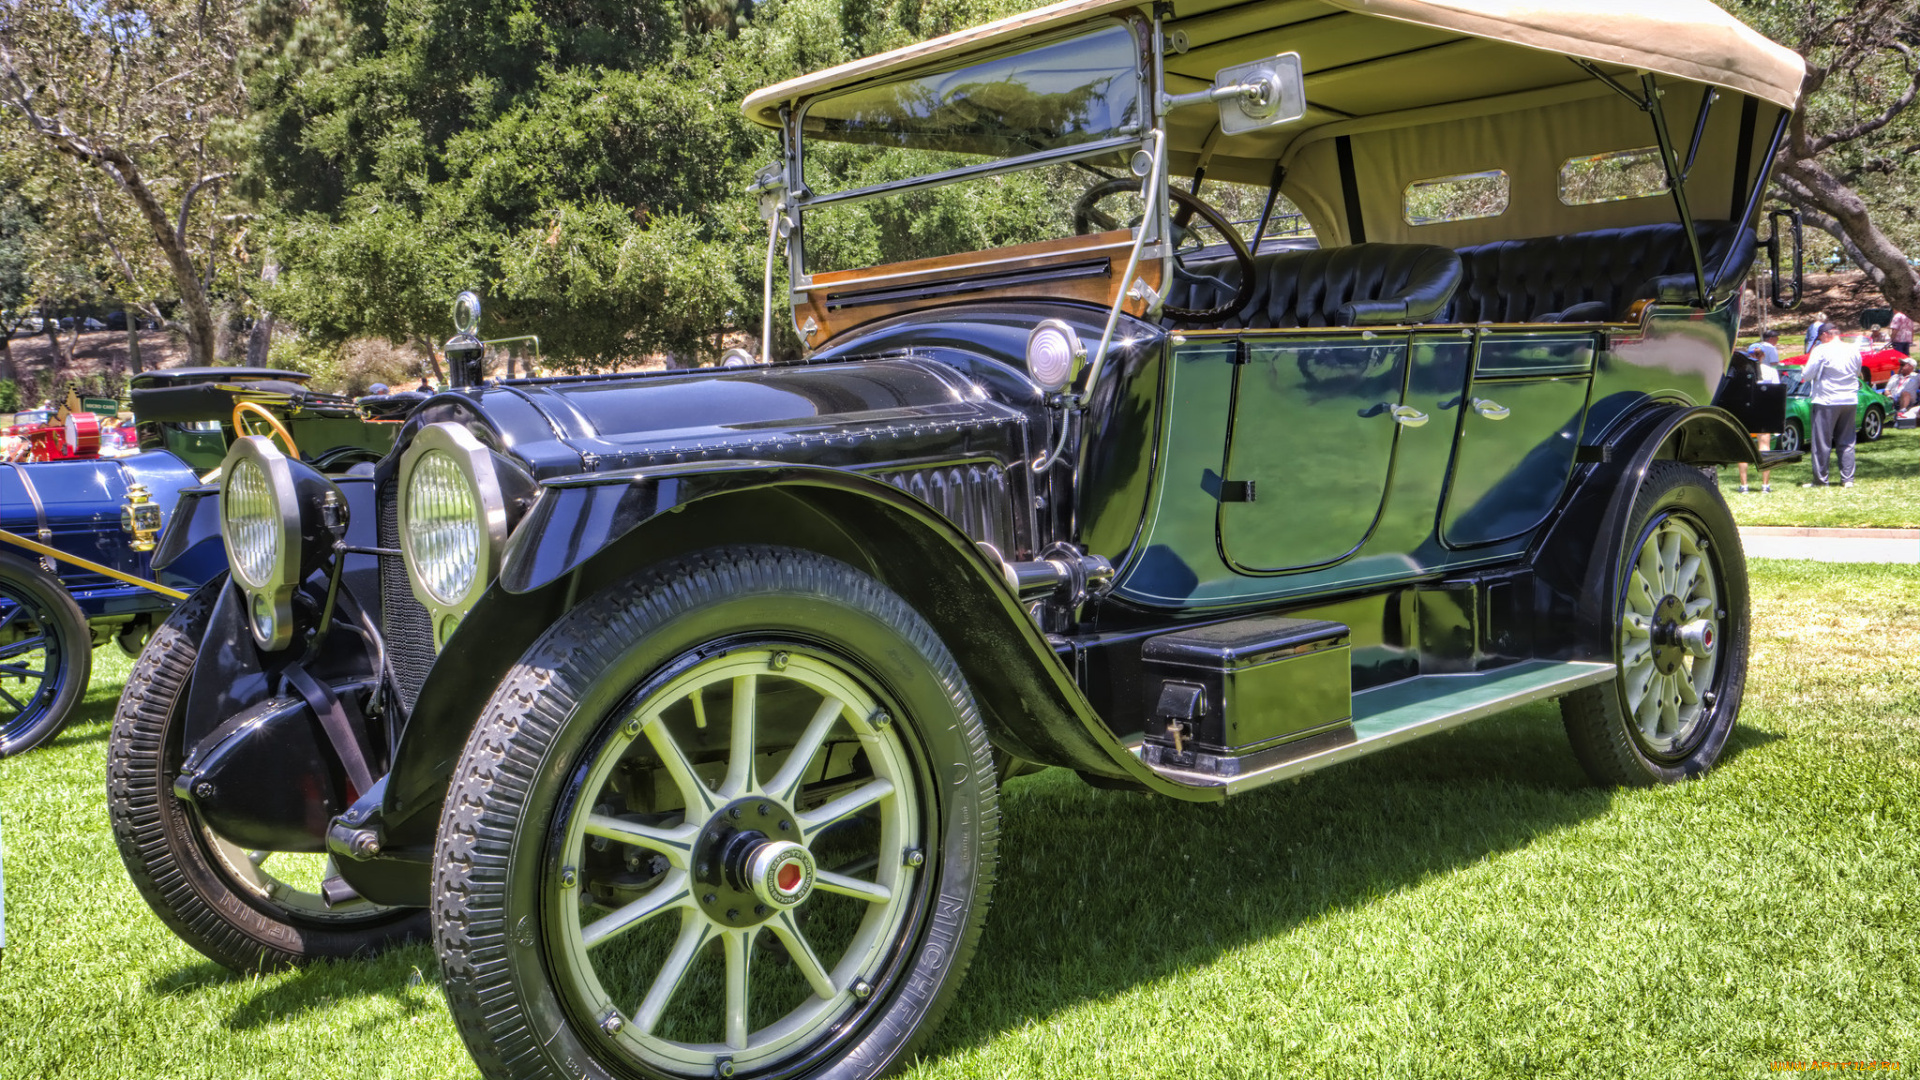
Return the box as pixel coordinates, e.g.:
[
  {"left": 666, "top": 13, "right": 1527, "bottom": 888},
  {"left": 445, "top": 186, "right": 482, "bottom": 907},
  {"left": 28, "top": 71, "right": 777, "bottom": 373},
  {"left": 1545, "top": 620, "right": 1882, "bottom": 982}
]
[
  {"left": 248, "top": 0, "right": 1052, "bottom": 370},
  {"left": 0, "top": 0, "right": 251, "bottom": 366},
  {"left": 0, "top": 191, "right": 37, "bottom": 381},
  {"left": 1724, "top": 0, "right": 1920, "bottom": 312}
]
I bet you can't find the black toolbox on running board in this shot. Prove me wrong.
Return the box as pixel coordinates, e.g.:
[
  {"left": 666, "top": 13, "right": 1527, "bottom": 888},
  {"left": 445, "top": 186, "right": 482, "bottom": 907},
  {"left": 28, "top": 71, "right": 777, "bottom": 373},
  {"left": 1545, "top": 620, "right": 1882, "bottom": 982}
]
[{"left": 1140, "top": 616, "right": 1355, "bottom": 776}]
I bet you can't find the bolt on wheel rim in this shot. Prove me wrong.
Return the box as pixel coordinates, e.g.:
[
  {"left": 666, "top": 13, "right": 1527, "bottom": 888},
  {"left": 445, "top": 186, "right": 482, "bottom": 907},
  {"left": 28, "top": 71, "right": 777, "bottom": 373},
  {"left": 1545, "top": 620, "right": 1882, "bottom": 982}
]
[
  {"left": 0, "top": 587, "right": 62, "bottom": 745},
  {"left": 1619, "top": 513, "right": 1721, "bottom": 756},
  {"left": 550, "top": 647, "right": 923, "bottom": 1077}
]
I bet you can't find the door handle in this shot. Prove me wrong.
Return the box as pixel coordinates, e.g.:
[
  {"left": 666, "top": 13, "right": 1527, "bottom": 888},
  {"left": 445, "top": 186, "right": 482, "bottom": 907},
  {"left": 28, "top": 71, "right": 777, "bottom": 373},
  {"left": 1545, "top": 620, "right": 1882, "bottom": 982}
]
[
  {"left": 1387, "top": 404, "right": 1428, "bottom": 427},
  {"left": 1472, "top": 397, "right": 1511, "bottom": 420}
]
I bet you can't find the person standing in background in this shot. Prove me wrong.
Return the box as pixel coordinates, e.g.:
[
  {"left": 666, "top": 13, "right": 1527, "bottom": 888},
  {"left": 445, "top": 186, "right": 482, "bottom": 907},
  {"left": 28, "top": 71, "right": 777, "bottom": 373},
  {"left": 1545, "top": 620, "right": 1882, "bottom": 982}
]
[
  {"left": 1738, "top": 335, "right": 1782, "bottom": 494},
  {"left": 1800, "top": 322, "right": 1863, "bottom": 487},
  {"left": 1803, "top": 311, "right": 1829, "bottom": 354},
  {"left": 1885, "top": 356, "right": 1917, "bottom": 412},
  {"left": 1890, "top": 309, "right": 1913, "bottom": 357}
]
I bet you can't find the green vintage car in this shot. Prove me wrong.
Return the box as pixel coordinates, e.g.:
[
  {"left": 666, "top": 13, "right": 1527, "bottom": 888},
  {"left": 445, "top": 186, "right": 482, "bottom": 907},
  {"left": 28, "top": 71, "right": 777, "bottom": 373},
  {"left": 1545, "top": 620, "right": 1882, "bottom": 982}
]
[{"left": 1775, "top": 368, "right": 1892, "bottom": 454}]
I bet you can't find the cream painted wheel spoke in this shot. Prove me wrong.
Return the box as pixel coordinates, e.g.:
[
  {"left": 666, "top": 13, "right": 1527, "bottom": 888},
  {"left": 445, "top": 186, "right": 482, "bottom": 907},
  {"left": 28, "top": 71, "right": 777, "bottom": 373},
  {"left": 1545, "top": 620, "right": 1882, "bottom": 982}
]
[
  {"left": 799, "top": 778, "right": 894, "bottom": 841},
  {"left": 582, "top": 870, "right": 691, "bottom": 949},
  {"left": 724, "top": 928, "right": 756, "bottom": 1049},
  {"left": 1659, "top": 531, "right": 1682, "bottom": 594},
  {"left": 1624, "top": 657, "right": 1656, "bottom": 712},
  {"left": 1676, "top": 672, "right": 1700, "bottom": 705},
  {"left": 584, "top": 816, "right": 698, "bottom": 870},
  {"left": 813, "top": 869, "right": 891, "bottom": 904},
  {"left": 633, "top": 913, "right": 714, "bottom": 1036},
  {"left": 770, "top": 911, "right": 838, "bottom": 1000},
  {"left": 724, "top": 674, "right": 759, "bottom": 797},
  {"left": 767, "top": 696, "right": 845, "bottom": 802},
  {"left": 644, "top": 719, "right": 716, "bottom": 817}
]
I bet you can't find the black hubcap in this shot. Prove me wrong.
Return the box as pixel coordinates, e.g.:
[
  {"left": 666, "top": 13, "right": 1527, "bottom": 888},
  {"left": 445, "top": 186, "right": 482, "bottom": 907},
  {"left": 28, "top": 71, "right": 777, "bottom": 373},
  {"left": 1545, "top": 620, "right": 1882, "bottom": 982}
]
[{"left": 1649, "top": 594, "right": 1685, "bottom": 676}]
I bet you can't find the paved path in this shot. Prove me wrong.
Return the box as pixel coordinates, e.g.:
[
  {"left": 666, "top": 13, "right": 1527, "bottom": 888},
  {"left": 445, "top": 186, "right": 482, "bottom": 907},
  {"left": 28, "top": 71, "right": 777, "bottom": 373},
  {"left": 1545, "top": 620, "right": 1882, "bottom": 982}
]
[{"left": 1740, "top": 526, "right": 1919, "bottom": 563}]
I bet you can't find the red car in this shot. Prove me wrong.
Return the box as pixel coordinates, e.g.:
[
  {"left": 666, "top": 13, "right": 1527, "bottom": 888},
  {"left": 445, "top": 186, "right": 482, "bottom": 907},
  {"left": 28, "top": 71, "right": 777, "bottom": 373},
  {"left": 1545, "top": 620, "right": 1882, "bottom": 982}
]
[{"left": 1780, "top": 344, "right": 1905, "bottom": 388}]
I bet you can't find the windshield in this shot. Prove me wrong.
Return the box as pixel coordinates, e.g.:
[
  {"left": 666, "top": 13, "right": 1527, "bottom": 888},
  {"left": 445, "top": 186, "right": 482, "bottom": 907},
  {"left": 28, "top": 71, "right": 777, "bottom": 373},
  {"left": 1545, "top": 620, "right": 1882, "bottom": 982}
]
[{"left": 800, "top": 23, "right": 1142, "bottom": 197}]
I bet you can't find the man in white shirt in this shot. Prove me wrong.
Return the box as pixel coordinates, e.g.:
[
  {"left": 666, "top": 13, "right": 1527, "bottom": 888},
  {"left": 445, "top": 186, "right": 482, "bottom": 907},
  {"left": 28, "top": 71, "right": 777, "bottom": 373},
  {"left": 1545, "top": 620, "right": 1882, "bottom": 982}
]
[
  {"left": 1738, "top": 338, "right": 1782, "bottom": 493},
  {"left": 1800, "top": 322, "right": 1863, "bottom": 487}
]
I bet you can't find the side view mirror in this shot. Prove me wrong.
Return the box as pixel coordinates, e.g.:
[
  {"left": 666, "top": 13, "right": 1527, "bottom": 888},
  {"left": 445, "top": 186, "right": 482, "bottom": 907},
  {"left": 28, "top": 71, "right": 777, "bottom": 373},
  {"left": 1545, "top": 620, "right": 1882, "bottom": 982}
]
[
  {"left": 1162, "top": 52, "right": 1306, "bottom": 135},
  {"left": 1766, "top": 207, "right": 1802, "bottom": 310}
]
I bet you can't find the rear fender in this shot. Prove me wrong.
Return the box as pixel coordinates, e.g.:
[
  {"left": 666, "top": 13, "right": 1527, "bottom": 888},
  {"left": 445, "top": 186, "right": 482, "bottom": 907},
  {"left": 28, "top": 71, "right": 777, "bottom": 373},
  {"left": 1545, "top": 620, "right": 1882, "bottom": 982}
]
[
  {"left": 1531, "top": 404, "right": 1749, "bottom": 661},
  {"left": 380, "top": 463, "right": 1207, "bottom": 849}
]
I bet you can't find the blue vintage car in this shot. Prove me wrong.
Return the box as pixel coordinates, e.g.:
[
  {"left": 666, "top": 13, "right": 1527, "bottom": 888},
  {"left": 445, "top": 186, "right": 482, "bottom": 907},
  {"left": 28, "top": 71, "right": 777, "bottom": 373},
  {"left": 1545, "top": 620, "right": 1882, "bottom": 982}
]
[
  {"left": 114, "top": 2, "right": 1809, "bottom": 1077},
  {"left": 0, "top": 368, "right": 406, "bottom": 756}
]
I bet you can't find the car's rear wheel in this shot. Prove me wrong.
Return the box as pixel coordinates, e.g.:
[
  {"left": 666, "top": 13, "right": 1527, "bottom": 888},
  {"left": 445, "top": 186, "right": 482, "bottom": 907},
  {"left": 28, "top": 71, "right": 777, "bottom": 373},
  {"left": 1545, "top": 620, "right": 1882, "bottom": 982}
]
[
  {"left": 0, "top": 551, "right": 90, "bottom": 757},
  {"left": 434, "top": 546, "right": 998, "bottom": 1080},
  {"left": 1562, "top": 461, "right": 1749, "bottom": 786},
  {"left": 1776, "top": 418, "right": 1804, "bottom": 455},
  {"left": 107, "top": 580, "right": 428, "bottom": 971},
  {"left": 1860, "top": 405, "right": 1885, "bottom": 442}
]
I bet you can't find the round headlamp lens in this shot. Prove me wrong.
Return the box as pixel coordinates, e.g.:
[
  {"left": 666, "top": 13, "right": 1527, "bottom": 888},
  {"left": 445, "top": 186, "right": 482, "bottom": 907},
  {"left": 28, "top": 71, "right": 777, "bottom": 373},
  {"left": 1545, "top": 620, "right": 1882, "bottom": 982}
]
[
  {"left": 405, "top": 450, "right": 481, "bottom": 605},
  {"left": 1026, "top": 322, "right": 1082, "bottom": 392},
  {"left": 223, "top": 457, "right": 277, "bottom": 588}
]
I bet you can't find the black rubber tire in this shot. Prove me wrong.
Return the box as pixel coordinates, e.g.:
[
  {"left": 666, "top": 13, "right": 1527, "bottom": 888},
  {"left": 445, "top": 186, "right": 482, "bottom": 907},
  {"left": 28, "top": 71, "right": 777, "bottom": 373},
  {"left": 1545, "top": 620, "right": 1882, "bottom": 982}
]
[
  {"left": 107, "top": 580, "right": 428, "bottom": 972},
  {"left": 1860, "top": 406, "right": 1884, "bottom": 442},
  {"left": 0, "top": 550, "right": 91, "bottom": 757},
  {"left": 1560, "top": 461, "right": 1750, "bottom": 786},
  {"left": 433, "top": 546, "right": 1000, "bottom": 1080}
]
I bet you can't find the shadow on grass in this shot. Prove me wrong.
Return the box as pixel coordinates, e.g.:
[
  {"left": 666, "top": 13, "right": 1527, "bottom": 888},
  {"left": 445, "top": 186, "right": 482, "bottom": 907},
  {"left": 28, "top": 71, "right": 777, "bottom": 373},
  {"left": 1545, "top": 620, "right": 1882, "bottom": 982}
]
[
  {"left": 921, "top": 701, "right": 1780, "bottom": 1061},
  {"left": 135, "top": 703, "right": 1787, "bottom": 1055},
  {"left": 147, "top": 942, "right": 444, "bottom": 1030}
]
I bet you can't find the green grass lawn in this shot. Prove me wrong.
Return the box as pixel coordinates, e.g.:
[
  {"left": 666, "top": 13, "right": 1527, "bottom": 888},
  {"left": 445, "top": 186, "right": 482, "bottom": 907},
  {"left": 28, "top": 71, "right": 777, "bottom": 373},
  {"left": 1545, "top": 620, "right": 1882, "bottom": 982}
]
[
  {"left": 2, "top": 562, "right": 1916, "bottom": 1079},
  {"left": 1720, "top": 429, "right": 1919, "bottom": 528}
]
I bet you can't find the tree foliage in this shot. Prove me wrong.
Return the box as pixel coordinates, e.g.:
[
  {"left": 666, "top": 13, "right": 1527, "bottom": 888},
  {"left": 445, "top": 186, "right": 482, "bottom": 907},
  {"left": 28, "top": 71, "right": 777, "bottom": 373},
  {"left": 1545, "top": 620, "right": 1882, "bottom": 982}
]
[
  {"left": 1720, "top": 0, "right": 1920, "bottom": 312},
  {"left": 247, "top": 0, "right": 1047, "bottom": 369},
  {"left": 0, "top": 0, "right": 256, "bottom": 366}
]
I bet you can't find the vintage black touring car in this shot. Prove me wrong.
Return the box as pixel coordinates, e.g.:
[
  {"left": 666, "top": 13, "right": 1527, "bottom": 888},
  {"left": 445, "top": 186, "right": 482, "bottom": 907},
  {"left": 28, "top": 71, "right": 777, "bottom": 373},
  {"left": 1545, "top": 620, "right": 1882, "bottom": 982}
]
[{"left": 111, "top": 0, "right": 1804, "bottom": 1076}]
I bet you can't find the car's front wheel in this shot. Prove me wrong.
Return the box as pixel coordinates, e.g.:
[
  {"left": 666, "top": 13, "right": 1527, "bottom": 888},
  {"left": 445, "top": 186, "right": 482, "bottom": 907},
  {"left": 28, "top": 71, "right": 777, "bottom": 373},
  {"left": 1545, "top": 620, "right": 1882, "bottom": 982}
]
[
  {"left": 1561, "top": 461, "right": 1749, "bottom": 786},
  {"left": 434, "top": 546, "right": 999, "bottom": 1080},
  {"left": 1861, "top": 405, "right": 1885, "bottom": 442},
  {"left": 107, "top": 581, "right": 429, "bottom": 970}
]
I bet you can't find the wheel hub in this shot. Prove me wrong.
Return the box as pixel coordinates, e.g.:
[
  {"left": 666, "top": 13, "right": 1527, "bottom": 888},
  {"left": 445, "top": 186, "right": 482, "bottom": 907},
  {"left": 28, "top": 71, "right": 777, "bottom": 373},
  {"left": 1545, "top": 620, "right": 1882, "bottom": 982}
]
[
  {"left": 1648, "top": 594, "right": 1687, "bottom": 675},
  {"left": 691, "top": 797, "right": 808, "bottom": 928}
]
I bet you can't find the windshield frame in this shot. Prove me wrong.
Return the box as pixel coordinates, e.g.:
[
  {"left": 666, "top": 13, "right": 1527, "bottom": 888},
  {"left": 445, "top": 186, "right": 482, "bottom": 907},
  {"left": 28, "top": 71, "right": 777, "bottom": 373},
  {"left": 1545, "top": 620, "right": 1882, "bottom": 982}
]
[{"left": 782, "top": 15, "right": 1159, "bottom": 291}]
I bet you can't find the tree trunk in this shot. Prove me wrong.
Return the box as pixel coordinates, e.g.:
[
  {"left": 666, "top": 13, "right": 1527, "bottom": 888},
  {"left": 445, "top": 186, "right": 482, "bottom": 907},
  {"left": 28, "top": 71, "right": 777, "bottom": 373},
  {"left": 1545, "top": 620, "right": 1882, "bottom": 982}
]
[
  {"left": 0, "top": 332, "right": 14, "bottom": 385},
  {"left": 1777, "top": 157, "right": 1920, "bottom": 315},
  {"left": 125, "top": 306, "right": 143, "bottom": 374},
  {"left": 245, "top": 311, "right": 276, "bottom": 366},
  {"left": 212, "top": 298, "right": 240, "bottom": 363}
]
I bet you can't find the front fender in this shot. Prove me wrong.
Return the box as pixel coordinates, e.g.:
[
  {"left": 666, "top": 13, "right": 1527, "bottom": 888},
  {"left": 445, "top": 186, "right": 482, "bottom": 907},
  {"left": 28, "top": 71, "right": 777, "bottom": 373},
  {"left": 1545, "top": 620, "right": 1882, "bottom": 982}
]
[{"left": 380, "top": 462, "right": 1209, "bottom": 852}]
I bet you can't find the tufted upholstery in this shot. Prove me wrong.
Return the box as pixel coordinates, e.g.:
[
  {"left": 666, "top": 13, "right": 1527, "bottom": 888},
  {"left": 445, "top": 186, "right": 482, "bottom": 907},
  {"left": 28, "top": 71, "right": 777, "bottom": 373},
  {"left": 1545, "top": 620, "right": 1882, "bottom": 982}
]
[
  {"left": 1167, "top": 243, "right": 1463, "bottom": 329},
  {"left": 1448, "top": 220, "right": 1756, "bottom": 324}
]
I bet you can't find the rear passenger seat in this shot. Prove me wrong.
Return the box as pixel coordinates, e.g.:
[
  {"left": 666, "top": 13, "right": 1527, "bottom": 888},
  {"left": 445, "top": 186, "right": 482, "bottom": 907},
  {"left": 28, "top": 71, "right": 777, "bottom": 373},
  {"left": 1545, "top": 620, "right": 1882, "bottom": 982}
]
[
  {"left": 1447, "top": 220, "right": 1756, "bottom": 324},
  {"left": 1166, "top": 220, "right": 1753, "bottom": 330}
]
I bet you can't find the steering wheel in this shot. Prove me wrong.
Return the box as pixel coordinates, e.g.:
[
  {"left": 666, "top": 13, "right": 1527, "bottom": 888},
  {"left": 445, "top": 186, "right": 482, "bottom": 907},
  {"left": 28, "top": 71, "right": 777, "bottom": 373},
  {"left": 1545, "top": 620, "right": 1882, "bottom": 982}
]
[
  {"left": 232, "top": 401, "right": 300, "bottom": 460},
  {"left": 1071, "top": 178, "right": 1257, "bottom": 325}
]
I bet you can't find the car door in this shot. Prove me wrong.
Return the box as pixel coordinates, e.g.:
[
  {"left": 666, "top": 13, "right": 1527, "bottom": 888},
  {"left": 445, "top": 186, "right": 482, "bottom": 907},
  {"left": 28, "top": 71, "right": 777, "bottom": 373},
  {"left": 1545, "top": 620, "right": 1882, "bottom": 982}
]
[
  {"left": 1218, "top": 331, "right": 1413, "bottom": 572},
  {"left": 1439, "top": 330, "right": 1595, "bottom": 548}
]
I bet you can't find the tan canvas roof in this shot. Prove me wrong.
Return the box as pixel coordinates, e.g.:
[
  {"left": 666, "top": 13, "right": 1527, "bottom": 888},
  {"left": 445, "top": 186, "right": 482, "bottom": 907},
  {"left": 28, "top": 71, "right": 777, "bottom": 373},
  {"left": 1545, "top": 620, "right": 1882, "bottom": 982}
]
[{"left": 741, "top": 0, "right": 1805, "bottom": 127}]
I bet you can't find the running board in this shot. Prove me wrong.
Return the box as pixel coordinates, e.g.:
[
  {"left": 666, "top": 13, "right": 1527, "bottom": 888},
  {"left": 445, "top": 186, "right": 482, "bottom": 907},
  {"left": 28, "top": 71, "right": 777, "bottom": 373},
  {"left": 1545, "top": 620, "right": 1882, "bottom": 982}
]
[{"left": 1139, "top": 659, "right": 1616, "bottom": 796}]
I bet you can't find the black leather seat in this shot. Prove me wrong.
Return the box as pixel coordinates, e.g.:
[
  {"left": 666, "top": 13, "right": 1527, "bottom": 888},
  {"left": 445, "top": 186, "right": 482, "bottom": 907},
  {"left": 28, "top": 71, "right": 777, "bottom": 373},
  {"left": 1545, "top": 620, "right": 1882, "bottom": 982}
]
[
  {"left": 1167, "top": 243, "right": 1462, "bottom": 330},
  {"left": 1449, "top": 220, "right": 1756, "bottom": 324}
]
